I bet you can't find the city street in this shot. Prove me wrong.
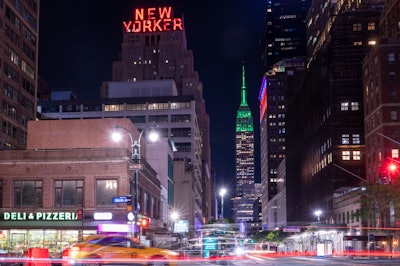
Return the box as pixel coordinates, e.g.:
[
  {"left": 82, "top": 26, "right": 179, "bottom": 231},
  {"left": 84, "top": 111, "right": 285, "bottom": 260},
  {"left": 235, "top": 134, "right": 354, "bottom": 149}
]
[{"left": 180, "top": 256, "right": 400, "bottom": 266}]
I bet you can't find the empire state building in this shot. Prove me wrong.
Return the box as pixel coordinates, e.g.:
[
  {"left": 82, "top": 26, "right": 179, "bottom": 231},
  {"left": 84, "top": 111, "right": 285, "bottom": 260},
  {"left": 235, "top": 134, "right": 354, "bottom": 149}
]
[{"left": 233, "top": 64, "right": 255, "bottom": 224}]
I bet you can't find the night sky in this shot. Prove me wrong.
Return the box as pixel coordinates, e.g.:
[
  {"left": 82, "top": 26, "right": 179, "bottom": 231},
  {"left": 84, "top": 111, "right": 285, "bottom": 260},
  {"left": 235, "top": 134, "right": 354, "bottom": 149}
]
[{"left": 38, "top": 1, "right": 265, "bottom": 216}]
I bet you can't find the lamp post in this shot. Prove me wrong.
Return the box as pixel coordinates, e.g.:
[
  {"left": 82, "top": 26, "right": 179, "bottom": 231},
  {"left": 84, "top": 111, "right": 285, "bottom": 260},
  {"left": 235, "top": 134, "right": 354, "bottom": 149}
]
[
  {"left": 314, "top": 209, "right": 322, "bottom": 222},
  {"left": 219, "top": 188, "right": 227, "bottom": 220},
  {"left": 112, "top": 125, "right": 159, "bottom": 239},
  {"left": 170, "top": 211, "right": 179, "bottom": 249}
]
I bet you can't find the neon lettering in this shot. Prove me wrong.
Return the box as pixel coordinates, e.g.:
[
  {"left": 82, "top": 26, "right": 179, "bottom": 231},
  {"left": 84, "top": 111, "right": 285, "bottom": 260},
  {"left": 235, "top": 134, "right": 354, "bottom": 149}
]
[
  {"left": 123, "top": 6, "right": 183, "bottom": 33},
  {"left": 147, "top": 7, "right": 156, "bottom": 19},
  {"left": 2, "top": 211, "right": 81, "bottom": 221}
]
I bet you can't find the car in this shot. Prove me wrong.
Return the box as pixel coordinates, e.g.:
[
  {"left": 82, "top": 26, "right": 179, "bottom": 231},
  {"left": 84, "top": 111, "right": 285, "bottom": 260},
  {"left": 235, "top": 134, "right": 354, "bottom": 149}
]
[{"left": 67, "top": 235, "right": 179, "bottom": 266}]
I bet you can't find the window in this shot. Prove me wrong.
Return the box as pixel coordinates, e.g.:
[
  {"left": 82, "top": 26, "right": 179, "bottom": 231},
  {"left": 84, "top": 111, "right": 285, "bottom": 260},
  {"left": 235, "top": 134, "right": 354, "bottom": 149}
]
[
  {"left": 62, "top": 104, "right": 80, "bottom": 112},
  {"left": 148, "top": 103, "right": 168, "bottom": 110},
  {"left": 352, "top": 134, "right": 360, "bottom": 144},
  {"left": 342, "top": 151, "right": 351, "bottom": 160},
  {"left": 96, "top": 179, "right": 117, "bottom": 207},
  {"left": 126, "top": 103, "right": 146, "bottom": 110},
  {"left": 83, "top": 104, "right": 102, "bottom": 112},
  {"left": 392, "top": 149, "right": 399, "bottom": 159},
  {"left": 105, "top": 104, "right": 124, "bottom": 112},
  {"left": 341, "top": 102, "right": 349, "bottom": 111},
  {"left": 21, "top": 60, "right": 34, "bottom": 79},
  {"left": 388, "top": 53, "right": 395, "bottom": 63},
  {"left": 130, "top": 116, "right": 146, "bottom": 123},
  {"left": 170, "top": 128, "right": 191, "bottom": 137},
  {"left": 342, "top": 134, "right": 350, "bottom": 144},
  {"left": 353, "top": 151, "right": 361, "bottom": 160},
  {"left": 148, "top": 115, "right": 168, "bottom": 123},
  {"left": 351, "top": 102, "right": 359, "bottom": 111},
  {"left": 170, "top": 102, "right": 190, "bottom": 109},
  {"left": 14, "top": 180, "right": 42, "bottom": 207},
  {"left": 353, "top": 23, "right": 361, "bottom": 31},
  {"left": 391, "top": 111, "right": 398, "bottom": 121},
  {"left": 170, "top": 114, "right": 191, "bottom": 123},
  {"left": 389, "top": 72, "right": 396, "bottom": 84},
  {"left": 368, "top": 22, "right": 375, "bottom": 30},
  {"left": 55, "top": 180, "right": 83, "bottom": 207},
  {"left": 175, "top": 142, "right": 191, "bottom": 152}
]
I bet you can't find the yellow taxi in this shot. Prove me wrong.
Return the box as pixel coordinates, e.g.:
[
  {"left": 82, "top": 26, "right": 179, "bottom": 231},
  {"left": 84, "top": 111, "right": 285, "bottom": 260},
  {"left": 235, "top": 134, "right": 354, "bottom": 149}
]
[{"left": 67, "top": 235, "right": 179, "bottom": 266}]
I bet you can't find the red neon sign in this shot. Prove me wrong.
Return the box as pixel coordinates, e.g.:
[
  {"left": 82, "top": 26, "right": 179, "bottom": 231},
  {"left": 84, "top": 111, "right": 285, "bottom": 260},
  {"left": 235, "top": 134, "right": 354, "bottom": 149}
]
[{"left": 123, "top": 6, "right": 183, "bottom": 33}]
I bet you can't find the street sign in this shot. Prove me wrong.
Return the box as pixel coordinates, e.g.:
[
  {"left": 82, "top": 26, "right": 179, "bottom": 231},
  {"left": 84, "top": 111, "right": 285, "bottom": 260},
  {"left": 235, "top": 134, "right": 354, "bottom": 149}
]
[
  {"left": 112, "top": 196, "right": 128, "bottom": 203},
  {"left": 203, "top": 236, "right": 217, "bottom": 250}
]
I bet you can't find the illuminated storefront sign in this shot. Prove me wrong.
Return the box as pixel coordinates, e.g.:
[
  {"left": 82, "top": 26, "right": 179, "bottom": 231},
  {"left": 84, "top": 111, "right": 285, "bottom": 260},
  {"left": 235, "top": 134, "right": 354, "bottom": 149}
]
[
  {"left": 93, "top": 212, "right": 113, "bottom": 220},
  {"left": 2, "top": 211, "right": 81, "bottom": 221},
  {"left": 123, "top": 6, "right": 183, "bottom": 33}
]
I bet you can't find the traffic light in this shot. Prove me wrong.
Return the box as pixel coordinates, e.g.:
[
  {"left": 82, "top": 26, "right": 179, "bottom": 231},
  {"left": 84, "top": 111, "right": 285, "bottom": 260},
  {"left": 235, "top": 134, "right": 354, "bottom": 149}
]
[
  {"left": 126, "top": 194, "right": 133, "bottom": 206},
  {"left": 389, "top": 163, "right": 397, "bottom": 172},
  {"left": 126, "top": 195, "right": 134, "bottom": 222},
  {"left": 140, "top": 217, "right": 150, "bottom": 228}
]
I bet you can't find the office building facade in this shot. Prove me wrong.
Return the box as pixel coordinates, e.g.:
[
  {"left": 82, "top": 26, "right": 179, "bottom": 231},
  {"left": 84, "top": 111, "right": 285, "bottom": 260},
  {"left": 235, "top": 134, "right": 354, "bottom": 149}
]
[
  {"left": 260, "top": 0, "right": 310, "bottom": 72},
  {"left": 259, "top": 58, "right": 306, "bottom": 229},
  {"left": 0, "top": 0, "right": 39, "bottom": 150},
  {"left": 103, "top": 5, "right": 213, "bottom": 229},
  {"left": 259, "top": 0, "right": 310, "bottom": 228},
  {"left": 285, "top": 0, "right": 384, "bottom": 223}
]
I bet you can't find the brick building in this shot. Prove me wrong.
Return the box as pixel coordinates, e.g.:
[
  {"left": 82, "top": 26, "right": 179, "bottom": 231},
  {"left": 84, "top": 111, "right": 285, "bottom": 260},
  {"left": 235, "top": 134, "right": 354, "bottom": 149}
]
[{"left": 0, "top": 118, "right": 162, "bottom": 255}]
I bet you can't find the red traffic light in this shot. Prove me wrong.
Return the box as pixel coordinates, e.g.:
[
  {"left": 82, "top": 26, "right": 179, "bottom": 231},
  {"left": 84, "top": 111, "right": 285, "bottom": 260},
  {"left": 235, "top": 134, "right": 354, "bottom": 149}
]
[
  {"left": 389, "top": 163, "right": 397, "bottom": 172},
  {"left": 140, "top": 217, "right": 150, "bottom": 228}
]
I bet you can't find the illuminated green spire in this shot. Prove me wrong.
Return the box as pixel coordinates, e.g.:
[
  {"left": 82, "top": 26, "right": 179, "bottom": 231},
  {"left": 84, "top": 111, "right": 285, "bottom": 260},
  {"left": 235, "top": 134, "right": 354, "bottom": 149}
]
[
  {"left": 236, "top": 62, "right": 254, "bottom": 132},
  {"left": 241, "top": 63, "right": 248, "bottom": 107}
]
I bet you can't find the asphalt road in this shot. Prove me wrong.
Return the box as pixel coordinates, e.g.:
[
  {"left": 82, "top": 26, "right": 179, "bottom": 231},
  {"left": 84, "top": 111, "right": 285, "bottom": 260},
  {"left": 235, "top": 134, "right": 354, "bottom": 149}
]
[{"left": 181, "top": 255, "right": 400, "bottom": 266}]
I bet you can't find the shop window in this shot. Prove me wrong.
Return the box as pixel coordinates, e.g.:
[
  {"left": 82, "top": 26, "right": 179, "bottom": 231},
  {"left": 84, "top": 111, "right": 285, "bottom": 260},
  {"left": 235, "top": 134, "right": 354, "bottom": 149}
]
[
  {"left": 14, "top": 180, "right": 42, "bottom": 207},
  {"left": 55, "top": 180, "right": 83, "bottom": 207},
  {"left": 96, "top": 179, "right": 117, "bottom": 207}
]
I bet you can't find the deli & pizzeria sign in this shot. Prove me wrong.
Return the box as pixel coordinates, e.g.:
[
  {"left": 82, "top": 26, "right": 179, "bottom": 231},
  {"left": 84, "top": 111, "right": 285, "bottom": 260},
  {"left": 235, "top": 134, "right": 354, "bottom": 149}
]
[{"left": 2, "top": 211, "right": 82, "bottom": 221}]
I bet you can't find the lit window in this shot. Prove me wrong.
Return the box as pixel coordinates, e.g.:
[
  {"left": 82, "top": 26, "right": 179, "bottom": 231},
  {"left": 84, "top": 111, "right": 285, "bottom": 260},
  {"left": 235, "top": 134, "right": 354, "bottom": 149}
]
[
  {"left": 341, "top": 102, "right": 349, "bottom": 111},
  {"left": 342, "top": 134, "right": 350, "bottom": 144},
  {"left": 351, "top": 102, "right": 359, "bottom": 111},
  {"left": 353, "top": 41, "right": 362, "bottom": 46},
  {"left": 342, "top": 151, "right": 351, "bottom": 160},
  {"left": 105, "top": 104, "right": 124, "bottom": 112},
  {"left": 352, "top": 134, "right": 360, "bottom": 144},
  {"left": 368, "top": 22, "right": 375, "bottom": 30},
  {"left": 368, "top": 40, "right": 376, "bottom": 45},
  {"left": 392, "top": 149, "right": 399, "bottom": 159},
  {"left": 353, "top": 151, "right": 361, "bottom": 160}
]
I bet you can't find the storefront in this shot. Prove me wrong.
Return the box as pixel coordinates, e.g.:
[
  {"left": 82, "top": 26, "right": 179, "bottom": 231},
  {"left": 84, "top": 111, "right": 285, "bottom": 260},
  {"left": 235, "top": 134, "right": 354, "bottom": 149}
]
[{"left": 0, "top": 210, "right": 128, "bottom": 257}]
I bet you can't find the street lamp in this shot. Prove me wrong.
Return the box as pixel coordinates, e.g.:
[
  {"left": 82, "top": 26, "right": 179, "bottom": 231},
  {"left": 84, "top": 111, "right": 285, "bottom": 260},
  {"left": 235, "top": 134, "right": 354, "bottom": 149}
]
[
  {"left": 170, "top": 211, "right": 179, "bottom": 235},
  {"left": 112, "top": 125, "right": 159, "bottom": 238},
  {"left": 314, "top": 209, "right": 322, "bottom": 222},
  {"left": 219, "top": 188, "right": 227, "bottom": 220}
]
